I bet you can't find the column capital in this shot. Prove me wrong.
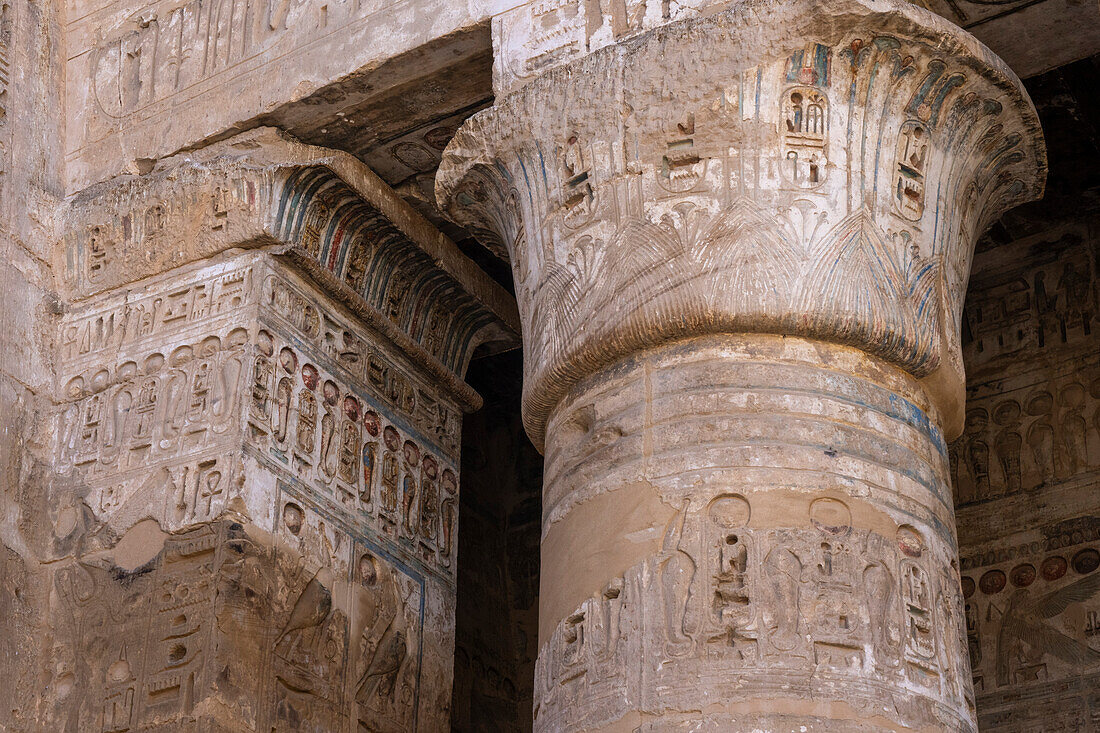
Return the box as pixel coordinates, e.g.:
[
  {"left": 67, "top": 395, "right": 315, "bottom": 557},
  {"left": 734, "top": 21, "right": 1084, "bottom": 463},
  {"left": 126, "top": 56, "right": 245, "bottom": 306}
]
[{"left": 437, "top": 0, "right": 1045, "bottom": 448}]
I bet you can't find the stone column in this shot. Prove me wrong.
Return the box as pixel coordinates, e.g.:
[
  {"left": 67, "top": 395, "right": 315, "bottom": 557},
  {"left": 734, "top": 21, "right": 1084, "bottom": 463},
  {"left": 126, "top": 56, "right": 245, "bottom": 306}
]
[
  {"left": 45, "top": 129, "right": 518, "bottom": 731},
  {"left": 437, "top": 0, "right": 1046, "bottom": 729}
]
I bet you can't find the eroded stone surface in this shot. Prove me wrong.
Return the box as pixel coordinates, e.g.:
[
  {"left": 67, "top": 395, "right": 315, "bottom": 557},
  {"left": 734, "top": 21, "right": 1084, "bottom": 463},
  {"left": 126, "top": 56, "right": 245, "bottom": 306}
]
[
  {"left": 533, "top": 336, "right": 971, "bottom": 731},
  {"left": 0, "top": 0, "right": 1083, "bottom": 728},
  {"left": 46, "top": 250, "right": 465, "bottom": 730},
  {"left": 20, "top": 121, "right": 519, "bottom": 729}
]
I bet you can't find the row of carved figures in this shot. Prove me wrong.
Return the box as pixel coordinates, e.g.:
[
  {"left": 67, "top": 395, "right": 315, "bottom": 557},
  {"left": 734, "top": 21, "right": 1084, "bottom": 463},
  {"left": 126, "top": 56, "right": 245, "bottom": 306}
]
[
  {"left": 950, "top": 374, "right": 1100, "bottom": 504},
  {"left": 57, "top": 328, "right": 249, "bottom": 475},
  {"left": 248, "top": 330, "right": 457, "bottom": 570},
  {"left": 264, "top": 274, "right": 461, "bottom": 456}
]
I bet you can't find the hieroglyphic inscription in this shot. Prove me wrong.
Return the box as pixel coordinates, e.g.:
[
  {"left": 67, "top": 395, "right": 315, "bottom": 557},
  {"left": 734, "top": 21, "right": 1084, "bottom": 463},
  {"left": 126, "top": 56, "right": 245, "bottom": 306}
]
[
  {"left": 49, "top": 517, "right": 425, "bottom": 732},
  {"left": 86, "top": 0, "right": 398, "bottom": 120},
  {"left": 54, "top": 261, "right": 255, "bottom": 531},
  {"left": 61, "top": 169, "right": 261, "bottom": 297},
  {"left": 59, "top": 264, "right": 252, "bottom": 370},
  {"left": 951, "top": 361, "right": 1100, "bottom": 505},
  {"left": 249, "top": 268, "right": 461, "bottom": 579},
  {"left": 534, "top": 494, "right": 970, "bottom": 729},
  {"left": 271, "top": 484, "right": 425, "bottom": 732},
  {"left": 260, "top": 272, "right": 462, "bottom": 459},
  {"left": 960, "top": 518, "right": 1100, "bottom": 704},
  {"left": 56, "top": 324, "right": 249, "bottom": 527}
]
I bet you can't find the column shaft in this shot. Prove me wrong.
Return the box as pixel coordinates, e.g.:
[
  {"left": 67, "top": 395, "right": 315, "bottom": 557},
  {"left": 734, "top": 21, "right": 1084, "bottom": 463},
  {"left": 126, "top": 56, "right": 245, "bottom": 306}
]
[{"left": 535, "top": 335, "right": 968, "bottom": 730}]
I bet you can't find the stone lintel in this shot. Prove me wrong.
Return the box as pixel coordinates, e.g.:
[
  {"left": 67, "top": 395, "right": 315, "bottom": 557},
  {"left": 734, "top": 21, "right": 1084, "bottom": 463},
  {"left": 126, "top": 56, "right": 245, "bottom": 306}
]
[{"left": 59, "top": 127, "right": 520, "bottom": 400}]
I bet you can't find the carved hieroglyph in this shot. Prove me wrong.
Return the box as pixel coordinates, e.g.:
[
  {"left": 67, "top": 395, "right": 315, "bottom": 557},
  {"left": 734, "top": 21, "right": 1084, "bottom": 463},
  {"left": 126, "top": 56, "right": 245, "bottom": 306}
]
[
  {"left": 530, "top": 336, "right": 972, "bottom": 730},
  {"left": 42, "top": 130, "right": 518, "bottom": 731},
  {"left": 63, "top": 0, "right": 491, "bottom": 190},
  {"left": 437, "top": 0, "right": 1045, "bottom": 729}
]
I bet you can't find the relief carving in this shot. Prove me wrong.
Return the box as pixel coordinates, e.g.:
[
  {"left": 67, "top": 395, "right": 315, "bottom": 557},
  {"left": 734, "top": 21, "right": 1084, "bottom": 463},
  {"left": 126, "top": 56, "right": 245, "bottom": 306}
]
[
  {"left": 247, "top": 280, "right": 461, "bottom": 578},
  {"left": 951, "top": 362, "right": 1100, "bottom": 505},
  {"left": 962, "top": 528, "right": 1100, "bottom": 701},
  {"left": 45, "top": 514, "right": 429, "bottom": 731},
  {"left": 439, "top": 24, "right": 1042, "bottom": 449},
  {"left": 534, "top": 493, "right": 969, "bottom": 730}
]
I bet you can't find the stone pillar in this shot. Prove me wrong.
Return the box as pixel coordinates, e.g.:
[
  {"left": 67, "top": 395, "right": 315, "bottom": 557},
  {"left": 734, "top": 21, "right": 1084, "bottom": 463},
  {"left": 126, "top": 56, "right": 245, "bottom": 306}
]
[
  {"left": 45, "top": 129, "right": 518, "bottom": 731},
  {"left": 437, "top": 0, "right": 1046, "bottom": 729}
]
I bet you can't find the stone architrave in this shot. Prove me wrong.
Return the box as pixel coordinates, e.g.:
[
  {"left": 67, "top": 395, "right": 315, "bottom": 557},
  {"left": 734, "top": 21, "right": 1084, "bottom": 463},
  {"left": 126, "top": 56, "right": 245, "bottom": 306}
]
[
  {"left": 44, "top": 128, "right": 518, "bottom": 731},
  {"left": 437, "top": 0, "right": 1046, "bottom": 729}
]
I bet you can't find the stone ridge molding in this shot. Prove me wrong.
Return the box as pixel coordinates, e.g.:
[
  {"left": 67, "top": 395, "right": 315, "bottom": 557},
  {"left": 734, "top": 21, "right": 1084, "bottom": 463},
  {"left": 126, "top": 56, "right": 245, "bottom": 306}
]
[
  {"left": 58, "top": 127, "right": 520, "bottom": 402},
  {"left": 437, "top": 0, "right": 1047, "bottom": 449}
]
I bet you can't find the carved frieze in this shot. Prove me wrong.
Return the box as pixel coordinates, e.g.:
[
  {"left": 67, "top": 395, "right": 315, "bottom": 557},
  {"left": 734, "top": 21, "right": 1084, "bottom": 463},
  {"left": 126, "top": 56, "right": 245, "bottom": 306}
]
[
  {"left": 950, "top": 218, "right": 1100, "bottom": 729},
  {"left": 64, "top": 0, "right": 490, "bottom": 190},
  {"left": 47, "top": 517, "right": 427, "bottom": 732},
  {"left": 960, "top": 518, "right": 1100, "bottom": 725},
  {"left": 54, "top": 253, "right": 462, "bottom": 581},
  {"left": 951, "top": 357, "right": 1100, "bottom": 506},
  {"left": 49, "top": 246, "right": 461, "bottom": 729},
  {"left": 248, "top": 269, "right": 462, "bottom": 580},
  {"left": 961, "top": 228, "right": 1097, "bottom": 374}
]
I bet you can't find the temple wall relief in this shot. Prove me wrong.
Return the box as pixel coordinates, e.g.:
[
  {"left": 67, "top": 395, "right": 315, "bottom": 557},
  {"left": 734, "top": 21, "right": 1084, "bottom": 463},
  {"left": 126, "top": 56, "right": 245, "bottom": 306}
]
[
  {"left": 38, "top": 128, "right": 518, "bottom": 730},
  {"left": 952, "top": 220, "right": 1100, "bottom": 731}
]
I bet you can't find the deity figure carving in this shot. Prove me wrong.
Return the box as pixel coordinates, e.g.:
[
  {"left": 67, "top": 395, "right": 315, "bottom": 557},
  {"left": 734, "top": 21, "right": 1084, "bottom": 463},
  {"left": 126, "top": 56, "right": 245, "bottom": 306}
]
[
  {"left": 339, "top": 396, "right": 362, "bottom": 488},
  {"left": 418, "top": 456, "right": 439, "bottom": 543},
  {"left": 352, "top": 553, "right": 410, "bottom": 722},
  {"left": 319, "top": 380, "right": 340, "bottom": 481},
  {"left": 401, "top": 440, "right": 420, "bottom": 537},
  {"left": 250, "top": 331, "right": 275, "bottom": 425},
  {"left": 380, "top": 426, "right": 401, "bottom": 514},
  {"left": 361, "top": 411, "right": 381, "bottom": 506},
  {"left": 440, "top": 498, "right": 456, "bottom": 567},
  {"left": 659, "top": 503, "right": 696, "bottom": 657},
  {"left": 296, "top": 365, "right": 319, "bottom": 456}
]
